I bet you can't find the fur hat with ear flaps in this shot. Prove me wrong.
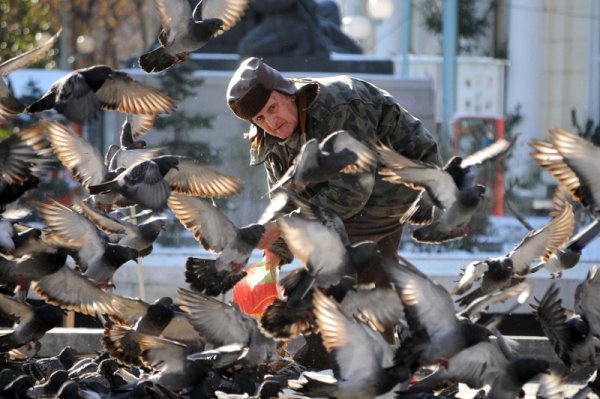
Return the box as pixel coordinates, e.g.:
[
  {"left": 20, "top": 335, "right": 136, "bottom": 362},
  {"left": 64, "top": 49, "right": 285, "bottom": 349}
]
[{"left": 227, "top": 57, "right": 298, "bottom": 120}]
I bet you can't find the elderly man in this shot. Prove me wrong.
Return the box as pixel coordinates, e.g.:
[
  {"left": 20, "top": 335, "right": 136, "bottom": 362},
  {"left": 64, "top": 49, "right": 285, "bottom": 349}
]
[{"left": 227, "top": 57, "right": 439, "bottom": 366}]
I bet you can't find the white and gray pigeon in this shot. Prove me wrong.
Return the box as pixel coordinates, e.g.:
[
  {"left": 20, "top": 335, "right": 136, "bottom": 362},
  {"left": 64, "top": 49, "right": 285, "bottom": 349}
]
[
  {"left": 0, "top": 29, "right": 61, "bottom": 123},
  {"left": 139, "top": 0, "right": 249, "bottom": 73},
  {"left": 26, "top": 64, "right": 176, "bottom": 124},
  {"left": 454, "top": 202, "right": 574, "bottom": 306},
  {"left": 377, "top": 144, "right": 486, "bottom": 244},
  {"left": 269, "top": 130, "right": 377, "bottom": 193}
]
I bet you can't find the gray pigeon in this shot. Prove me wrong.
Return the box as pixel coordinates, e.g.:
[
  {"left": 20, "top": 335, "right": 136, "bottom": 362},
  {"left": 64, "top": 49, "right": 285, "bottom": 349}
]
[
  {"left": 383, "top": 256, "right": 491, "bottom": 371},
  {"left": 530, "top": 128, "right": 600, "bottom": 217},
  {"left": 178, "top": 287, "right": 278, "bottom": 367},
  {"left": 89, "top": 155, "right": 243, "bottom": 211},
  {"left": 0, "top": 29, "right": 61, "bottom": 123},
  {"left": 137, "top": 333, "right": 210, "bottom": 391},
  {"left": 531, "top": 279, "right": 599, "bottom": 370},
  {"left": 288, "top": 289, "right": 409, "bottom": 399},
  {"left": 278, "top": 211, "right": 381, "bottom": 307},
  {"left": 0, "top": 124, "right": 54, "bottom": 211},
  {"left": 168, "top": 194, "right": 264, "bottom": 274},
  {"left": 487, "top": 357, "right": 550, "bottom": 399},
  {"left": 531, "top": 218, "right": 600, "bottom": 278},
  {"left": 37, "top": 200, "right": 139, "bottom": 287},
  {"left": 269, "top": 130, "right": 376, "bottom": 193},
  {"left": 26, "top": 64, "right": 176, "bottom": 124},
  {"left": 139, "top": 0, "right": 249, "bottom": 73},
  {"left": 44, "top": 121, "right": 160, "bottom": 206},
  {"left": 102, "top": 296, "right": 205, "bottom": 366},
  {"left": 405, "top": 331, "right": 517, "bottom": 393},
  {"left": 0, "top": 294, "right": 63, "bottom": 354},
  {"left": 377, "top": 144, "right": 486, "bottom": 244},
  {"left": 77, "top": 200, "right": 166, "bottom": 257}
]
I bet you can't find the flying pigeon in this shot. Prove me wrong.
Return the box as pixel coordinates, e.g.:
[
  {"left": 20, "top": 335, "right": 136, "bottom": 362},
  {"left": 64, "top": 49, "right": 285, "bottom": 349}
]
[
  {"left": 278, "top": 211, "right": 381, "bottom": 307},
  {"left": 530, "top": 128, "right": 600, "bottom": 217},
  {"left": 139, "top": 0, "right": 249, "bottom": 73},
  {"left": 77, "top": 200, "right": 166, "bottom": 257},
  {"left": 383, "top": 256, "right": 491, "bottom": 371},
  {"left": 43, "top": 120, "right": 160, "bottom": 206},
  {"left": 89, "top": 155, "right": 243, "bottom": 211},
  {"left": 288, "top": 289, "right": 409, "bottom": 398},
  {"left": 530, "top": 218, "right": 600, "bottom": 279},
  {"left": 454, "top": 202, "right": 574, "bottom": 306},
  {"left": 0, "top": 294, "right": 64, "bottom": 355},
  {"left": 102, "top": 297, "right": 205, "bottom": 366},
  {"left": 377, "top": 144, "right": 486, "bottom": 244},
  {"left": 269, "top": 130, "right": 377, "bottom": 193},
  {"left": 531, "top": 274, "right": 600, "bottom": 370},
  {"left": 26, "top": 64, "right": 176, "bottom": 124},
  {"left": 178, "top": 287, "right": 278, "bottom": 367},
  {"left": 36, "top": 200, "right": 139, "bottom": 287},
  {"left": 168, "top": 194, "right": 264, "bottom": 273},
  {"left": 0, "top": 29, "right": 61, "bottom": 123}
]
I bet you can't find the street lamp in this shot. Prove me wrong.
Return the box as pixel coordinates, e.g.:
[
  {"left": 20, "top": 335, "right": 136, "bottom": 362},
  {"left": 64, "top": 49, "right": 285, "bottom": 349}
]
[
  {"left": 367, "top": 0, "right": 394, "bottom": 20},
  {"left": 76, "top": 35, "right": 96, "bottom": 55},
  {"left": 342, "top": 15, "right": 372, "bottom": 42}
]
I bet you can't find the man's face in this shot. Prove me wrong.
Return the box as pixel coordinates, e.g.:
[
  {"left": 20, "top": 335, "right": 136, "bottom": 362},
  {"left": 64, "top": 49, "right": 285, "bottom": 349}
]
[{"left": 252, "top": 91, "right": 298, "bottom": 140}]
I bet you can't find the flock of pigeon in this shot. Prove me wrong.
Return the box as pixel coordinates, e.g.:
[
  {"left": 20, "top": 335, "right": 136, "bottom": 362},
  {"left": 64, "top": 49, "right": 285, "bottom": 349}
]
[{"left": 2, "top": 1, "right": 600, "bottom": 398}]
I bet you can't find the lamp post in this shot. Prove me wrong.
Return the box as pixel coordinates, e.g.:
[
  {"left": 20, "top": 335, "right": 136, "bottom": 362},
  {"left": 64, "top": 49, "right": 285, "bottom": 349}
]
[{"left": 342, "top": 0, "right": 394, "bottom": 54}]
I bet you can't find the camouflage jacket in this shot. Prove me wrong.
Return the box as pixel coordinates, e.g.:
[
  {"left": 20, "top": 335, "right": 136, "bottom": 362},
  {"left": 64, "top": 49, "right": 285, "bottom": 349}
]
[{"left": 246, "top": 75, "right": 440, "bottom": 261}]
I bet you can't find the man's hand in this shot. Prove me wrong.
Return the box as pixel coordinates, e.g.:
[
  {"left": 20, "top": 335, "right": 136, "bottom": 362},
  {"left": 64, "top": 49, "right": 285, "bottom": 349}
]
[{"left": 257, "top": 221, "right": 281, "bottom": 250}]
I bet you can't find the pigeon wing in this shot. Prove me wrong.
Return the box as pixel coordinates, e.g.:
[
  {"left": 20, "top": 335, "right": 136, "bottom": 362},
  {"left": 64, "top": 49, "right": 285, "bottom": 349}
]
[
  {"left": 0, "top": 293, "right": 33, "bottom": 324},
  {"left": 178, "top": 288, "right": 253, "bottom": 346},
  {"left": 45, "top": 121, "right": 106, "bottom": 189},
  {"left": 324, "top": 130, "right": 376, "bottom": 173},
  {"left": 575, "top": 266, "right": 600, "bottom": 338},
  {"left": 163, "top": 157, "right": 243, "bottom": 198},
  {"left": 377, "top": 144, "right": 457, "bottom": 209},
  {"left": 96, "top": 70, "right": 176, "bottom": 115},
  {"left": 0, "top": 29, "right": 61, "bottom": 75},
  {"left": 197, "top": 0, "right": 249, "bottom": 34},
  {"left": 167, "top": 194, "right": 237, "bottom": 252},
  {"left": 509, "top": 203, "right": 574, "bottom": 274}
]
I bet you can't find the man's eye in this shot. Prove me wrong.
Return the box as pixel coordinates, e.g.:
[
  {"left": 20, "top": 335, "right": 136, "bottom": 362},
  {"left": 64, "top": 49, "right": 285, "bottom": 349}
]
[
  {"left": 269, "top": 104, "right": 277, "bottom": 112},
  {"left": 255, "top": 116, "right": 264, "bottom": 123}
]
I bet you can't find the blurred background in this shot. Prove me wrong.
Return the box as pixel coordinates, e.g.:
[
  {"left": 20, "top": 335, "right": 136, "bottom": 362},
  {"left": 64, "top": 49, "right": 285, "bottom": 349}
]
[{"left": 1, "top": 0, "right": 599, "bottom": 252}]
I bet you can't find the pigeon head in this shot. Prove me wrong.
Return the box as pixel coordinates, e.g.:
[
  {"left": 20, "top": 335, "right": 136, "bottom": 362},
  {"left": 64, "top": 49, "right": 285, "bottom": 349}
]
[
  {"left": 460, "top": 320, "right": 491, "bottom": 347},
  {"left": 198, "top": 18, "right": 225, "bottom": 36},
  {"left": 566, "top": 314, "right": 590, "bottom": 342},
  {"left": 349, "top": 241, "right": 382, "bottom": 273},
  {"left": 509, "top": 358, "right": 551, "bottom": 385},
  {"left": 238, "top": 223, "right": 266, "bottom": 247},
  {"left": 36, "top": 304, "right": 65, "bottom": 330},
  {"left": 153, "top": 155, "right": 179, "bottom": 176},
  {"left": 80, "top": 65, "right": 114, "bottom": 91}
]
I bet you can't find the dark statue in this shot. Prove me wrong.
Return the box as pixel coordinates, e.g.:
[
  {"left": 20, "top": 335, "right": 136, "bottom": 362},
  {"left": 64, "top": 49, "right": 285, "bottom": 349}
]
[{"left": 199, "top": 0, "right": 363, "bottom": 56}]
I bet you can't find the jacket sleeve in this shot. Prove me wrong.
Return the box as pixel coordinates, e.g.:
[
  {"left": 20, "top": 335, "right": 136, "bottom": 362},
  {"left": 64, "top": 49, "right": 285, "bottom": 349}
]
[{"left": 379, "top": 103, "right": 441, "bottom": 166}]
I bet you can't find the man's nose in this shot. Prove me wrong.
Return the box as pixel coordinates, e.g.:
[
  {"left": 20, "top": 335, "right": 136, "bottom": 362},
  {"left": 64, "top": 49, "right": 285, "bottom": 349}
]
[{"left": 265, "top": 114, "right": 278, "bottom": 128}]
